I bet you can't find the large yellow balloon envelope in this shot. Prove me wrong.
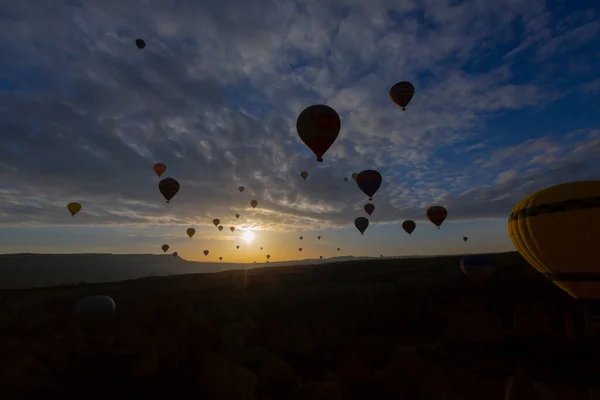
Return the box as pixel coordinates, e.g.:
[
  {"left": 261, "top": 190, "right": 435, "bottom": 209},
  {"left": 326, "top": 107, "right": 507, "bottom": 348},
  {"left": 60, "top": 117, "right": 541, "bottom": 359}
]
[
  {"left": 508, "top": 181, "right": 600, "bottom": 299},
  {"left": 67, "top": 202, "right": 82, "bottom": 216}
]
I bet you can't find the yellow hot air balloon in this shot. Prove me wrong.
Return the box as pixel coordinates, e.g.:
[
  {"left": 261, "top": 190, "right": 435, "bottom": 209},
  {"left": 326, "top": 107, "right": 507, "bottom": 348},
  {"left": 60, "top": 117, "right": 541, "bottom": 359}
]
[
  {"left": 351, "top": 173, "right": 358, "bottom": 182},
  {"left": 300, "top": 171, "right": 308, "bottom": 181},
  {"left": 186, "top": 228, "right": 196, "bottom": 238},
  {"left": 67, "top": 202, "right": 82, "bottom": 216},
  {"left": 508, "top": 181, "right": 600, "bottom": 300}
]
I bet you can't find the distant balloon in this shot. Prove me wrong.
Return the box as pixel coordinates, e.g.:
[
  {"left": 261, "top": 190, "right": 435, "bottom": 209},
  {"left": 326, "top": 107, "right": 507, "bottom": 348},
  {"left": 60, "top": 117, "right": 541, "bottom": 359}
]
[
  {"left": 320, "top": 256, "right": 323, "bottom": 260},
  {"left": 300, "top": 171, "right": 308, "bottom": 181},
  {"left": 355, "top": 217, "right": 369, "bottom": 235},
  {"left": 299, "top": 236, "right": 303, "bottom": 240},
  {"left": 230, "top": 227, "right": 235, "bottom": 232},
  {"left": 250, "top": 200, "right": 258, "bottom": 209},
  {"left": 364, "top": 203, "right": 375, "bottom": 216},
  {"left": 158, "top": 177, "right": 180, "bottom": 203},
  {"left": 74, "top": 295, "right": 116, "bottom": 328},
  {"left": 344, "top": 177, "right": 348, "bottom": 182},
  {"left": 218, "top": 226, "right": 224, "bottom": 231},
  {"left": 135, "top": 38, "right": 146, "bottom": 50},
  {"left": 161, "top": 244, "right": 169, "bottom": 253},
  {"left": 219, "top": 257, "right": 222, "bottom": 261},
  {"left": 238, "top": 186, "right": 245, "bottom": 193},
  {"left": 426, "top": 206, "right": 448, "bottom": 229},
  {"left": 389, "top": 81, "right": 415, "bottom": 111},
  {"left": 299, "top": 248, "right": 302, "bottom": 252},
  {"left": 186, "top": 228, "right": 196, "bottom": 238},
  {"left": 153, "top": 163, "right": 166, "bottom": 177},
  {"left": 203, "top": 250, "right": 209, "bottom": 256},
  {"left": 67, "top": 202, "right": 82, "bottom": 216},
  {"left": 356, "top": 170, "right": 382, "bottom": 200},
  {"left": 213, "top": 219, "right": 220, "bottom": 227},
  {"left": 266, "top": 254, "right": 271, "bottom": 260},
  {"left": 460, "top": 255, "right": 499, "bottom": 284},
  {"left": 337, "top": 248, "right": 340, "bottom": 251},
  {"left": 260, "top": 247, "right": 263, "bottom": 250},
  {"left": 173, "top": 252, "right": 178, "bottom": 258},
  {"left": 463, "top": 237, "right": 468, "bottom": 242},
  {"left": 235, "top": 213, "right": 240, "bottom": 219},
  {"left": 351, "top": 173, "right": 358, "bottom": 182},
  {"left": 296, "top": 104, "right": 341, "bottom": 162},
  {"left": 317, "top": 236, "right": 321, "bottom": 240},
  {"left": 402, "top": 220, "right": 416, "bottom": 236},
  {"left": 236, "top": 245, "right": 240, "bottom": 249}
]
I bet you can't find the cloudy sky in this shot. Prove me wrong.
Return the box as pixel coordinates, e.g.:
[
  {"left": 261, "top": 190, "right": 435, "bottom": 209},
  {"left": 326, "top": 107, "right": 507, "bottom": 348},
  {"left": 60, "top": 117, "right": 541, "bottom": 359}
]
[{"left": 1, "top": 0, "right": 599, "bottom": 263}]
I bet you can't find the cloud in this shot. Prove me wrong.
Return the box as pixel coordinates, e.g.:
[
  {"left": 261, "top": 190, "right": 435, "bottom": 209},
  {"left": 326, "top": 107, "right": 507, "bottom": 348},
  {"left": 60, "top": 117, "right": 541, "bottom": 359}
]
[{"left": 0, "top": 0, "right": 599, "bottom": 233}]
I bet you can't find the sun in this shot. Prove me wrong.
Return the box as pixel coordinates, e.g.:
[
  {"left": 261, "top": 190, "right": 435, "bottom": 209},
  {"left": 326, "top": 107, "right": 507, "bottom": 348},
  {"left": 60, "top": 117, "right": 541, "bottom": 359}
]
[{"left": 242, "top": 231, "right": 255, "bottom": 243}]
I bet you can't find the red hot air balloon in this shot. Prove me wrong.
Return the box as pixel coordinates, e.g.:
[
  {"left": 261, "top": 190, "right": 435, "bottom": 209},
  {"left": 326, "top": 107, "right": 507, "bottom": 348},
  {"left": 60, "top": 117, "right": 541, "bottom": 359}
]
[
  {"left": 173, "top": 252, "right": 178, "bottom": 258},
  {"left": 402, "top": 220, "right": 416, "bottom": 236},
  {"left": 389, "top": 81, "right": 415, "bottom": 111},
  {"left": 356, "top": 170, "right": 382, "bottom": 201},
  {"left": 364, "top": 203, "right": 375, "bottom": 216},
  {"left": 153, "top": 163, "right": 166, "bottom": 177},
  {"left": 296, "top": 104, "right": 341, "bottom": 162},
  {"left": 158, "top": 177, "right": 180, "bottom": 203}
]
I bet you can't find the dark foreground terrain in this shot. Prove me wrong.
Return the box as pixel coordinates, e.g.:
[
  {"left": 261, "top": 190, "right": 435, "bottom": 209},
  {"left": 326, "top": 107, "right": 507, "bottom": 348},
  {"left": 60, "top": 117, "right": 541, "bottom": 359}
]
[{"left": 1, "top": 252, "right": 599, "bottom": 399}]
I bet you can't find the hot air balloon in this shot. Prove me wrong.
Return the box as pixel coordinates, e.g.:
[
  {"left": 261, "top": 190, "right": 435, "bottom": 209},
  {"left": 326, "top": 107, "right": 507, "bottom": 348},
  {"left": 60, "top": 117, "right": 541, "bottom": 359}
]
[
  {"left": 299, "top": 248, "right": 302, "bottom": 252},
  {"left": 317, "top": 236, "right": 321, "bottom": 240},
  {"left": 320, "top": 256, "right": 323, "bottom": 260},
  {"left": 337, "top": 248, "right": 340, "bottom": 251},
  {"left": 299, "top": 236, "right": 303, "bottom": 240},
  {"left": 344, "top": 177, "right": 349, "bottom": 182},
  {"left": 158, "top": 177, "right": 180, "bottom": 203},
  {"left": 352, "top": 173, "right": 358, "bottom": 182},
  {"left": 203, "top": 250, "right": 209, "bottom": 256},
  {"left": 508, "top": 181, "right": 600, "bottom": 303},
  {"left": 213, "top": 218, "right": 220, "bottom": 227},
  {"left": 364, "top": 203, "right": 375, "bottom": 216},
  {"left": 426, "top": 206, "right": 447, "bottom": 229},
  {"left": 250, "top": 200, "right": 258, "bottom": 209},
  {"left": 355, "top": 217, "right": 369, "bottom": 235},
  {"left": 236, "top": 245, "right": 240, "bottom": 249},
  {"left": 389, "top": 81, "right": 414, "bottom": 111},
  {"left": 135, "top": 38, "right": 146, "bottom": 49},
  {"left": 161, "top": 244, "right": 169, "bottom": 253},
  {"left": 266, "top": 254, "right": 270, "bottom": 259},
  {"left": 153, "top": 163, "right": 166, "bottom": 177},
  {"left": 186, "top": 228, "right": 196, "bottom": 238},
  {"left": 238, "top": 186, "right": 245, "bottom": 193},
  {"left": 219, "top": 257, "right": 222, "bottom": 261},
  {"left": 460, "top": 255, "right": 499, "bottom": 284},
  {"left": 173, "top": 252, "right": 178, "bottom": 258},
  {"left": 356, "top": 170, "right": 382, "bottom": 200},
  {"left": 218, "top": 226, "right": 224, "bottom": 231},
  {"left": 260, "top": 247, "right": 263, "bottom": 250},
  {"left": 463, "top": 237, "right": 468, "bottom": 242},
  {"left": 229, "top": 227, "right": 234, "bottom": 232},
  {"left": 74, "top": 295, "right": 116, "bottom": 328},
  {"left": 235, "top": 214, "right": 240, "bottom": 219},
  {"left": 402, "top": 220, "right": 416, "bottom": 236},
  {"left": 67, "top": 202, "right": 82, "bottom": 216},
  {"left": 296, "top": 104, "right": 341, "bottom": 162},
  {"left": 300, "top": 171, "right": 308, "bottom": 181}
]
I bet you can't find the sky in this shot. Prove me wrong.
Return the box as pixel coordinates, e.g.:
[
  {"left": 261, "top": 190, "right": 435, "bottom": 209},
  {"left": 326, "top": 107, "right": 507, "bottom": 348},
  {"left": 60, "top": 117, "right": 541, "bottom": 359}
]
[{"left": 1, "top": 0, "right": 600, "bottom": 263}]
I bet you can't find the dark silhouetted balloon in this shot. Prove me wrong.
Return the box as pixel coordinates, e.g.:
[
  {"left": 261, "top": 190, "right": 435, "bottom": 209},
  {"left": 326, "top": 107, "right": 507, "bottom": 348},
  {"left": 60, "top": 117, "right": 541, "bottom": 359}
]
[
  {"left": 250, "top": 200, "right": 258, "bottom": 208},
  {"left": 299, "top": 248, "right": 302, "bottom": 252},
  {"left": 426, "top": 206, "right": 447, "bottom": 228},
  {"left": 161, "top": 244, "right": 169, "bottom": 253},
  {"left": 364, "top": 203, "right": 375, "bottom": 216},
  {"left": 300, "top": 171, "right": 308, "bottom": 181},
  {"left": 238, "top": 186, "right": 245, "bottom": 193},
  {"left": 356, "top": 170, "right": 382, "bottom": 200},
  {"left": 203, "top": 250, "right": 209, "bottom": 256},
  {"left": 135, "top": 39, "right": 146, "bottom": 50},
  {"left": 337, "top": 248, "right": 340, "bottom": 251},
  {"left": 219, "top": 257, "right": 222, "bottom": 261},
  {"left": 296, "top": 104, "right": 341, "bottom": 162},
  {"left": 402, "top": 220, "right": 416, "bottom": 235},
  {"left": 320, "top": 256, "right": 323, "bottom": 259},
  {"left": 266, "top": 254, "right": 271, "bottom": 259},
  {"left": 67, "top": 202, "right": 82, "bottom": 216},
  {"left": 355, "top": 217, "right": 369, "bottom": 235},
  {"left": 317, "top": 236, "right": 321, "bottom": 240},
  {"left": 218, "top": 226, "right": 223, "bottom": 231},
  {"left": 158, "top": 177, "right": 180, "bottom": 203},
  {"left": 213, "top": 218, "right": 220, "bottom": 227},
  {"left": 153, "top": 163, "right": 166, "bottom": 177},
  {"left": 463, "top": 236, "right": 468, "bottom": 242},
  {"left": 230, "top": 227, "right": 235, "bottom": 232},
  {"left": 187, "top": 228, "right": 196, "bottom": 238},
  {"left": 299, "top": 236, "right": 303, "bottom": 240},
  {"left": 389, "top": 81, "right": 414, "bottom": 111},
  {"left": 344, "top": 177, "right": 348, "bottom": 182},
  {"left": 235, "top": 213, "right": 240, "bottom": 219},
  {"left": 236, "top": 245, "right": 240, "bottom": 249}
]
